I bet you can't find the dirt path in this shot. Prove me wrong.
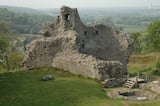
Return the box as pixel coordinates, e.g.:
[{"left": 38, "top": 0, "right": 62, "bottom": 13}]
[{"left": 123, "top": 101, "right": 130, "bottom": 106}]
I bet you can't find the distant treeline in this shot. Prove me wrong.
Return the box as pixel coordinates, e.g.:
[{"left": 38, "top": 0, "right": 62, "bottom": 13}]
[
  {"left": 79, "top": 8, "right": 160, "bottom": 32},
  {"left": 0, "top": 6, "right": 160, "bottom": 34},
  {"left": 0, "top": 8, "right": 53, "bottom": 34}
]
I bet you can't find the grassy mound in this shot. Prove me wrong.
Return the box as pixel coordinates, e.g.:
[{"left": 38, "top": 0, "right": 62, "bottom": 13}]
[{"left": 0, "top": 68, "right": 122, "bottom": 106}]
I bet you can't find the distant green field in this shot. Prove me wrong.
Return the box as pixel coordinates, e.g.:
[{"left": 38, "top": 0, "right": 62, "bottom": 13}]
[
  {"left": 0, "top": 68, "right": 160, "bottom": 106},
  {"left": 116, "top": 24, "right": 146, "bottom": 33}
]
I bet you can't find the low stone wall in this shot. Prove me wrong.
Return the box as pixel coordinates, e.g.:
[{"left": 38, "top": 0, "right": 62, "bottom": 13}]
[{"left": 52, "top": 54, "right": 123, "bottom": 80}]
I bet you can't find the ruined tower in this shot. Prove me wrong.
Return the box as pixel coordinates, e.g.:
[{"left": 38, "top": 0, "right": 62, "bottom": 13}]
[{"left": 22, "top": 6, "right": 133, "bottom": 81}]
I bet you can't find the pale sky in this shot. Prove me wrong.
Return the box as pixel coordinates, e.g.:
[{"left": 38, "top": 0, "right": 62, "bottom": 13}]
[{"left": 0, "top": 0, "right": 159, "bottom": 9}]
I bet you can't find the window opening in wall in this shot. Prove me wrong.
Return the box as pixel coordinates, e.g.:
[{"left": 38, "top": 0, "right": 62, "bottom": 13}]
[
  {"left": 65, "top": 14, "right": 70, "bottom": 21},
  {"left": 84, "top": 31, "right": 87, "bottom": 35},
  {"left": 96, "top": 31, "right": 98, "bottom": 35}
]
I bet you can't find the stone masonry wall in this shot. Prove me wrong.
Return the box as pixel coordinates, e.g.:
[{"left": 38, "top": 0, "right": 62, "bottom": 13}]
[{"left": 22, "top": 6, "right": 133, "bottom": 81}]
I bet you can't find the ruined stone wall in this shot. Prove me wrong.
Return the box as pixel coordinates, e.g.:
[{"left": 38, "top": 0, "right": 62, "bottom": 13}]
[
  {"left": 22, "top": 6, "right": 133, "bottom": 81},
  {"left": 23, "top": 37, "right": 64, "bottom": 69},
  {"left": 75, "top": 24, "right": 131, "bottom": 72}
]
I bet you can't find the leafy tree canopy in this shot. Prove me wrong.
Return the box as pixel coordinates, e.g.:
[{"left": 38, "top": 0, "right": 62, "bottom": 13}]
[
  {"left": 129, "top": 20, "right": 160, "bottom": 54},
  {"left": 0, "top": 20, "right": 10, "bottom": 33},
  {"left": 0, "top": 20, "right": 12, "bottom": 52},
  {"left": 146, "top": 21, "right": 160, "bottom": 52}
]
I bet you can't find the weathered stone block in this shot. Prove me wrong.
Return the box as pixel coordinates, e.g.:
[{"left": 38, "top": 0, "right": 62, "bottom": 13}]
[{"left": 41, "top": 75, "right": 54, "bottom": 81}]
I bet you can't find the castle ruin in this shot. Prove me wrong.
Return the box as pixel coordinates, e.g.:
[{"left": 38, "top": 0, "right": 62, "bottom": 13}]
[{"left": 22, "top": 6, "right": 133, "bottom": 81}]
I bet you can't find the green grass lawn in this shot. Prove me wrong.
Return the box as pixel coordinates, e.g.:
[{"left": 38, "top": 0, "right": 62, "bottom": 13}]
[
  {"left": 130, "top": 101, "right": 160, "bottom": 106},
  {"left": 0, "top": 68, "right": 160, "bottom": 106},
  {"left": 0, "top": 68, "right": 123, "bottom": 106}
]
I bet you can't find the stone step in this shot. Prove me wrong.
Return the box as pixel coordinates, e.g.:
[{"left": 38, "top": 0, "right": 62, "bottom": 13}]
[
  {"left": 124, "top": 84, "right": 133, "bottom": 88},
  {"left": 124, "top": 83, "right": 134, "bottom": 87},
  {"left": 124, "top": 80, "right": 136, "bottom": 89},
  {"left": 125, "top": 82, "right": 135, "bottom": 86}
]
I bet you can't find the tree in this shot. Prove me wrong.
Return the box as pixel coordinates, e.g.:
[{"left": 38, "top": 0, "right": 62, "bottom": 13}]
[
  {"left": 0, "top": 21, "right": 11, "bottom": 52},
  {"left": 0, "top": 20, "right": 12, "bottom": 72},
  {"left": 146, "top": 21, "right": 160, "bottom": 52},
  {"left": 130, "top": 32, "right": 147, "bottom": 54},
  {"left": 130, "top": 21, "right": 160, "bottom": 54},
  {"left": 0, "top": 20, "right": 10, "bottom": 33},
  {"left": 0, "top": 32, "right": 12, "bottom": 52},
  {"left": 9, "top": 51, "right": 23, "bottom": 70},
  {"left": 130, "top": 32, "right": 141, "bottom": 53}
]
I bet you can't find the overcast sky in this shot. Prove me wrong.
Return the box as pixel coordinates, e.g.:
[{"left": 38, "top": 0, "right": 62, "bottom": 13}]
[{"left": 0, "top": 0, "right": 159, "bottom": 9}]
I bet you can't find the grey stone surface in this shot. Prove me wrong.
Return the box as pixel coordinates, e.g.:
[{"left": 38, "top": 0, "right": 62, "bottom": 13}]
[
  {"left": 103, "top": 78, "right": 126, "bottom": 88},
  {"left": 107, "top": 88, "right": 158, "bottom": 101},
  {"left": 41, "top": 75, "right": 54, "bottom": 81},
  {"left": 22, "top": 6, "right": 133, "bottom": 81},
  {"left": 147, "top": 80, "right": 160, "bottom": 94}
]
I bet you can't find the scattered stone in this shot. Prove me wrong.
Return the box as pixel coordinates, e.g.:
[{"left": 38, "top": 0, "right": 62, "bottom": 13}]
[
  {"left": 119, "top": 91, "right": 135, "bottom": 96},
  {"left": 107, "top": 88, "right": 158, "bottom": 101},
  {"left": 136, "top": 97, "right": 148, "bottom": 101},
  {"left": 147, "top": 80, "right": 160, "bottom": 94},
  {"left": 41, "top": 75, "right": 54, "bottom": 81},
  {"left": 22, "top": 6, "right": 133, "bottom": 81},
  {"left": 103, "top": 78, "right": 126, "bottom": 88},
  {"left": 152, "top": 80, "right": 159, "bottom": 84}
]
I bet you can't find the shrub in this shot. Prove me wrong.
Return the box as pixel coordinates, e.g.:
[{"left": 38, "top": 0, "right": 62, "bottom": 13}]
[
  {"left": 152, "top": 61, "right": 160, "bottom": 75},
  {"left": 8, "top": 51, "right": 23, "bottom": 70}
]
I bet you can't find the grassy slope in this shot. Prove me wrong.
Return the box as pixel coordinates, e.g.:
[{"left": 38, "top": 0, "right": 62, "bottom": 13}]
[
  {"left": 128, "top": 53, "right": 160, "bottom": 75},
  {"left": 0, "top": 68, "right": 123, "bottom": 106}
]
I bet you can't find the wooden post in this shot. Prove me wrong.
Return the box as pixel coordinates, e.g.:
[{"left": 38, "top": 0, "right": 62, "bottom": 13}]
[
  {"left": 135, "top": 76, "right": 138, "bottom": 87},
  {"left": 137, "top": 72, "right": 140, "bottom": 79},
  {"left": 127, "top": 74, "right": 130, "bottom": 80},
  {"left": 145, "top": 74, "right": 148, "bottom": 82}
]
